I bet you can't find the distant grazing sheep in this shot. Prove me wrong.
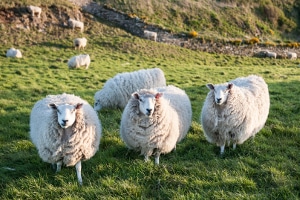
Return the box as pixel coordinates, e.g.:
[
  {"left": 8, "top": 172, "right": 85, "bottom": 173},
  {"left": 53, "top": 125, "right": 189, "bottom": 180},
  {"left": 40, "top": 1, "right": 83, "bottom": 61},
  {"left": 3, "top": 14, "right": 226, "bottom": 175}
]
[
  {"left": 287, "top": 52, "right": 297, "bottom": 60},
  {"left": 27, "top": 5, "right": 42, "bottom": 18},
  {"left": 68, "top": 54, "right": 90, "bottom": 69},
  {"left": 94, "top": 68, "right": 166, "bottom": 111},
  {"left": 144, "top": 30, "right": 157, "bottom": 42},
  {"left": 200, "top": 75, "right": 270, "bottom": 154},
  {"left": 6, "top": 48, "right": 22, "bottom": 58},
  {"left": 30, "top": 93, "right": 102, "bottom": 185},
  {"left": 266, "top": 51, "right": 277, "bottom": 59},
  {"left": 74, "top": 37, "right": 87, "bottom": 50},
  {"left": 120, "top": 85, "right": 192, "bottom": 164},
  {"left": 68, "top": 18, "right": 84, "bottom": 32}
]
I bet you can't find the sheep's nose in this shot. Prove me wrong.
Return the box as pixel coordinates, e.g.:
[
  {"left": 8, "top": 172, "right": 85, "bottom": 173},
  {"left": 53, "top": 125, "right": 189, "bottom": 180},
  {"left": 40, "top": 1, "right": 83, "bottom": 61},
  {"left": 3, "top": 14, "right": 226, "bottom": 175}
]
[
  {"left": 216, "top": 98, "right": 222, "bottom": 103},
  {"left": 146, "top": 109, "right": 152, "bottom": 115},
  {"left": 62, "top": 120, "right": 68, "bottom": 124}
]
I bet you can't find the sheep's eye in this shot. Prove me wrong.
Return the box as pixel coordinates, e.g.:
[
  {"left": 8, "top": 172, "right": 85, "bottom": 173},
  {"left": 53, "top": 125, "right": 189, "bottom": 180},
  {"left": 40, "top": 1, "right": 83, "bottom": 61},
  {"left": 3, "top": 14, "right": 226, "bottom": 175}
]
[{"left": 139, "top": 99, "right": 143, "bottom": 102}]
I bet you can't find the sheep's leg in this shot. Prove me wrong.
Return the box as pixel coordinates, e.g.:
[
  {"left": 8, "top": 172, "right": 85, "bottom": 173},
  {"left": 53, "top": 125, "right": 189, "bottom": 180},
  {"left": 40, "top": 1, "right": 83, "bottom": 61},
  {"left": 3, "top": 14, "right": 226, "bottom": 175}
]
[
  {"left": 75, "top": 161, "right": 83, "bottom": 185},
  {"left": 154, "top": 153, "right": 160, "bottom": 165},
  {"left": 56, "top": 161, "right": 62, "bottom": 172},
  {"left": 220, "top": 145, "right": 225, "bottom": 155},
  {"left": 233, "top": 143, "right": 236, "bottom": 150},
  {"left": 144, "top": 155, "right": 150, "bottom": 162}
]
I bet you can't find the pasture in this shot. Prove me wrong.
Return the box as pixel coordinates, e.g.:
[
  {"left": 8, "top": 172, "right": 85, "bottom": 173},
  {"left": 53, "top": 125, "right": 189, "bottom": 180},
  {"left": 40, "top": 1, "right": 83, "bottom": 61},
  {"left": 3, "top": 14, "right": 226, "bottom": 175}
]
[{"left": 0, "top": 15, "right": 300, "bottom": 199}]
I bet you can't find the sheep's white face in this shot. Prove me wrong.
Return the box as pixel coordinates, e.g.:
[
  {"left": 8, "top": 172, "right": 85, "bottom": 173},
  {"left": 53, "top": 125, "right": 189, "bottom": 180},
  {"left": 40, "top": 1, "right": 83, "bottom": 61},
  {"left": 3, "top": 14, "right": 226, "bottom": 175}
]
[
  {"left": 49, "top": 103, "right": 83, "bottom": 128},
  {"left": 207, "top": 83, "right": 233, "bottom": 105},
  {"left": 133, "top": 92, "right": 162, "bottom": 117},
  {"left": 94, "top": 100, "right": 101, "bottom": 111}
]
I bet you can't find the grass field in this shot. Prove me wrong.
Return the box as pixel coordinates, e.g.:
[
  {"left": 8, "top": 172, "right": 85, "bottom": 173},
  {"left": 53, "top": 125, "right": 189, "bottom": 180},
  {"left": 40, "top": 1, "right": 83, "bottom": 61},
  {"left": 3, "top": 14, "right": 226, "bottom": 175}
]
[{"left": 1, "top": 4, "right": 300, "bottom": 199}]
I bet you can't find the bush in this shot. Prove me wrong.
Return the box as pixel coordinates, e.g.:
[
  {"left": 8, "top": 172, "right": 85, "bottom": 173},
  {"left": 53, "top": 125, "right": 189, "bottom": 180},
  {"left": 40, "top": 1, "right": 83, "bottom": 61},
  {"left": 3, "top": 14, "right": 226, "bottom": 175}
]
[{"left": 189, "top": 30, "right": 198, "bottom": 38}]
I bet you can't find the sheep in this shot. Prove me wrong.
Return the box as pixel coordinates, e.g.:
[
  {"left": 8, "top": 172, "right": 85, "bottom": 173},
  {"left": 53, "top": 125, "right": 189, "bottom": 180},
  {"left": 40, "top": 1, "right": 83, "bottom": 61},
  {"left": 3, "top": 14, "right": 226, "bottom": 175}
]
[
  {"left": 30, "top": 93, "right": 102, "bottom": 185},
  {"left": 94, "top": 68, "right": 166, "bottom": 111},
  {"left": 6, "top": 48, "right": 22, "bottom": 58},
  {"left": 68, "top": 18, "right": 84, "bottom": 32},
  {"left": 74, "top": 37, "right": 87, "bottom": 50},
  {"left": 200, "top": 75, "right": 270, "bottom": 155},
  {"left": 287, "top": 52, "right": 297, "bottom": 60},
  {"left": 120, "top": 85, "right": 192, "bottom": 164},
  {"left": 68, "top": 54, "right": 90, "bottom": 69},
  {"left": 144, "top": 30, "right": 157, "bottom": 42},
  {"left": 27, "top": 5, "right": 42, "bottom": 18},
  {"left": 266, "top": 51, "right": 277, "bottom": 59}
]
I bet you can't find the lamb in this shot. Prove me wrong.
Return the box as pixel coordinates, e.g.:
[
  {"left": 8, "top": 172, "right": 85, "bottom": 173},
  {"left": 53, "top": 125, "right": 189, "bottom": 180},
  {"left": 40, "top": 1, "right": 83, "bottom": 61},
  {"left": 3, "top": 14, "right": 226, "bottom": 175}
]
[
  {"left": 287, "top": 52, "right": 297, "bottom": 60},
  {"left": 27, "top": 5, "right": 42, "bottom": 18},
  {"left": 144, "top": 30, "right": 157, "bottom": 42},
  {"left": 94, "top": 68, "right": 166, "bottom": 111},
  {"left": 68, "top": 18, "right": 84, "bottom": 32},
  {"left": 266, "top": 51, "right": 277, "bottom": 59},
  {"left": 6, "top": 48, "right": 22, "bottom": 58},
  {"left": 30, "top": 93, "right": 102, "bottom": 185},
  {"left": 68, "top": 54, "right": 90, "bottom": 69},
  {"left": 74, "top": 37, "right": 87, "bottom": 50},
  {"left": 120, "top": 85, "right": 192, "bottom": 164},
  {"left": 200, "top": 75, "right": 270, "bottom": 155}
]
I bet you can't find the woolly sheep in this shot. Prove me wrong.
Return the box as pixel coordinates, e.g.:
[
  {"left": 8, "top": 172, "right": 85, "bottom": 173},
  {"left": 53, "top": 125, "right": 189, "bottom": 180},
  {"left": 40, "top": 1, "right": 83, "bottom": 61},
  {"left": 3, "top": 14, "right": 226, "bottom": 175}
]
[
  {"left": 6, "top": 48, "right": 22, "bottom": 58},
  {"left": 120, "top": 85, "right": 192, "bottom": 164},
  {"left": 94, "top": 68, "right": 166, "bottom": 111},
  {"left": 287, "top": 52, "right": 297, "bottom": 60},
  {"left": 27, "top": 5, "right": 42, "bottom": 18},
  {"left": 200, "top": 75, "right": 270, "bottom": 155},
  {"left": 74, "top": 37, "right": 87, "bottom": 50},
  {"left": 68, "top": 54, "right": 90, "bottom": 69},
  {"left": 30, "top": 93, "right": 102, "bottom": 185},
  {"left": 266, "top": 51, "right": 277, "bottom": 59},
  {"left": 68, "top": 18, "right": 84, "bottom": 32},
  {"left": 144, "top": 30, "right": 157, "bottom": 42}
]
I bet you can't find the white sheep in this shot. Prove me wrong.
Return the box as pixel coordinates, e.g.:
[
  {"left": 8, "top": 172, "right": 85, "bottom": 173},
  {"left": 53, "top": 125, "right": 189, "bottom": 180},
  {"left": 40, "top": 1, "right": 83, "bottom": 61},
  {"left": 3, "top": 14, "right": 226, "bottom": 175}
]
[
  {"left": 200, "top": 75, "right": 270, "bottom": 155},
  {"left": 68, "top": 18, "right": 84, "bottom": 32},
  {"left": 94, "top": 68, "right": 166, "bottom": 111},
  {"left": 27, "top": 5, "right": 42, "bottom": 18},
  {"left": 74, "top": 37, "right": 87, "bottom": 50},
  {"left": 68, "top": 54, "right": 90, "bottom": 69},
  {"left": 120, "top": 85, "right": 192, "bottom": 164},
  {"left": 144, "top": 30, "right": 157, "bottom": 42},
  {"left": 266, "top": 51, "right": 277, "bottom": 59},
  {"left": 6, "top": 48, "right": 22, "bottom": 58},
  {"left": 30, "top": 93, "right": 102, "bottom": 185},
  {"left": 287, "top": 52, "right": 297, "bottom": 60}
]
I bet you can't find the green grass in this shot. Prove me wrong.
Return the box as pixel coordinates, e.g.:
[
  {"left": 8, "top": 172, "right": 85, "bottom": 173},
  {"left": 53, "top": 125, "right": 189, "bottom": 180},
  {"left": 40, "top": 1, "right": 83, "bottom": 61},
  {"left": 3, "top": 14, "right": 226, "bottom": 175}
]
[{"left": 1, "top": 6, "right": 300, "bottom": 200}]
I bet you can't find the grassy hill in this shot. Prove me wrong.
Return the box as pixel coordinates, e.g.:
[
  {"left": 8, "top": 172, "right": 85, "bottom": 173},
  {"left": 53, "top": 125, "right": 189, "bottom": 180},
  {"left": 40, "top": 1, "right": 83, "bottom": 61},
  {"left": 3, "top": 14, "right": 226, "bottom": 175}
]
[
  {"left": 0, "top": 0, "right": 300, "bottom": 199},
  {"left": 96, "top": 0, "right": 300, "bottom": 41}
]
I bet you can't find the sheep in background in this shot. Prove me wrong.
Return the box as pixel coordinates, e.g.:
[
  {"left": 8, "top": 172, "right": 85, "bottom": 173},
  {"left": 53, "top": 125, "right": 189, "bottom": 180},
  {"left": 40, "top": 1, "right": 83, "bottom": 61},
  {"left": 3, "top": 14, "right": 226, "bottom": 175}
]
[
  {"left": 27, "top": 5, "right": 42, "bottom": 18},
  {"left": 30, "top": 93, "right": 102, "bottom": 185},
  {"left": 266, "top": 51, "right": 277, "bottom": 59},
  {"left": 94, "top": 68, "right": 166, "bottom": 111},
  {"left": 144, "top": 30, "right": 157, "bottom": 42},
  {"left": 6, "top": 48, "right": 22, "bottom": 58},
  {"left": 74, "top": 37, "right": 87, "bottom": 50},
  {"left": 68, "top": 18, "right": 84, "bottom": 32},
  {"left": 120, "top": 85, "right": 192, "bottom": 164},
  {"left": 68, "top": 54, "right": 90, "bottom": 69},
  {"left": 200, "top": 75, "right": 270, "bottom": 155},
  {"left": 287, "top": 52, "right": 297, "bottom": 60}
]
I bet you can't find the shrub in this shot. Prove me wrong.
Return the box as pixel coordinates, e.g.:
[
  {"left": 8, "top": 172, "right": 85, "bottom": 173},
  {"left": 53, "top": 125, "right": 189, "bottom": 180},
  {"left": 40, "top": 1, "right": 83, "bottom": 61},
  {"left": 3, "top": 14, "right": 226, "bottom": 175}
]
[
  {"left": 248, "top": 37, "right": 260, "bottom": 44},
  {"left": 189, "top": 30, "right": 198, "bottom": 38}
]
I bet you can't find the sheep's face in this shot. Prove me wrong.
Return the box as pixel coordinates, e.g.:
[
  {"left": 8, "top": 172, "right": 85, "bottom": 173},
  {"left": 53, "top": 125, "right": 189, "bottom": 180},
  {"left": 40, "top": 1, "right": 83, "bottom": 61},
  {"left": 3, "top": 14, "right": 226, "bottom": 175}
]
[
  {"left": 49, "top": 103, "right": 83, "bottom": 128},
  {"left": 94, "top": 100, "right": 101, "bottom": 111},
  {"left": 207, "top": 83, "right": 233, "bottom": 105},
  {"left": 133, "top": 92, "right": 162, "bottom": 117}
]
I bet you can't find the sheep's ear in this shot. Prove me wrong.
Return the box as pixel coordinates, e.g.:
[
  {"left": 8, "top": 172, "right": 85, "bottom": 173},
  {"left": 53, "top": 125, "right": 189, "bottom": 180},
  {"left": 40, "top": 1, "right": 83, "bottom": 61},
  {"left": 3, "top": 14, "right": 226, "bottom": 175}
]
[
  {"left": 49, "top": 103, "right": 57, "bottom": 110},
  {"left": 207, "top": 84, "right": 214, "bottom": 90},
  {"left": 227, "top": 83, "right": 233, "bottom": 90},
  {"left": 75, "top": 103, "right": 83, "bottom": 110},
  {"left": 155, "top": 93, "right": 163, "bottom": 99},
  {"left": 133, "top": 92, "right": 139, "bottom": 100}
]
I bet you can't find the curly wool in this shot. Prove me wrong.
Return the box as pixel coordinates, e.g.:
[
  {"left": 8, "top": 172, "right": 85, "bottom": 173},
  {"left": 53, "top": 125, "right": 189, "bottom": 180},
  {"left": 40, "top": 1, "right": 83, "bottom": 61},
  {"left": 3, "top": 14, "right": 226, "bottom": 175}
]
[
  {"left": 200, "top": 75, "right": 270, "bottom": 149},
  {"left": 30, "top": 93, "right": 102, "bottom": 167},
  {"left": 94, "top": 68, "right": 166, "bottom": 111},
  {"left": 120, "top": 85, "right": 192, "bottom": 161}
]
